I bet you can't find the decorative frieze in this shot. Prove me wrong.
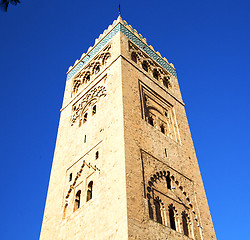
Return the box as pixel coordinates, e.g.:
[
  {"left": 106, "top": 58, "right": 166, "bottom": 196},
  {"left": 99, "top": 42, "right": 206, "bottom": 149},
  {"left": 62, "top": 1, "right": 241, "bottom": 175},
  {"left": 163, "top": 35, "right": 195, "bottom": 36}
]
[
  {"left": 71, "top": 85, "right": 107, "bottom": 126},
  {"left": 71, "top": 45, "right": 111, "bottom": 96},
  {"left": 129, "top": 41, "right": 172, "bottom": 91}
]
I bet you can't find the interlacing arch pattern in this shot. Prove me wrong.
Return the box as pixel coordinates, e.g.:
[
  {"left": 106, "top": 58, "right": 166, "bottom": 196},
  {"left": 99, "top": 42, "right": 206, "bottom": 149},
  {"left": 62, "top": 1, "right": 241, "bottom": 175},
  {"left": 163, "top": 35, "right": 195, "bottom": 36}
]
[
  {"left": 129, "top": 41, "right": 172, "bottom": 90},
  {"left": 146, "top": 170, "right": 199, "bottom": 225},
  {"left": 71, "top": 85, "right": 107, "bottom": 126},
  {"left": 71, "top": 45, "right": 111, "bottom": 96}
]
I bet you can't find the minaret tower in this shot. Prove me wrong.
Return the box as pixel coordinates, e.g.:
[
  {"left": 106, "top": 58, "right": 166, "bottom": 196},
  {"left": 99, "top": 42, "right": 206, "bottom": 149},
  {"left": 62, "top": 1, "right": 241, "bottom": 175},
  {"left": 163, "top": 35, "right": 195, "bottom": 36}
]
[{"left": 40, "top": 16, "right": 216, "bottom": 240}]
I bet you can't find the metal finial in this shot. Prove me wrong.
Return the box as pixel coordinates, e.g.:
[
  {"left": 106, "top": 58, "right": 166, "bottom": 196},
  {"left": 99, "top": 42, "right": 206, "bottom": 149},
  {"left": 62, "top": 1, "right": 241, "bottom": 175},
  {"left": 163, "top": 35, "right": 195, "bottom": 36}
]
[{"left": 118, "top": 3, "right": 121, "bottom": 16}]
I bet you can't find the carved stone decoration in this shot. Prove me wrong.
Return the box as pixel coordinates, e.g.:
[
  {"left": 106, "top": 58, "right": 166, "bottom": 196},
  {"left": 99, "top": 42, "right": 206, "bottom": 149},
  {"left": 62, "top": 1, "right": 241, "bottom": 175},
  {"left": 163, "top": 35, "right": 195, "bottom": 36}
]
[
  {"left": 141, "top": 150, "right": 202, "bottom": 239},
  {"left": 71, "top": 45, "right": 111, "bottom": 96},
  {"left": 140, "top": 82, "right": 181, "bottom": 144},
  {"left": 129, "top": 41, "right": 172, "bottom": 89},
  {"left": 71, "top": 85, "right": 107, "bottom": 126}
]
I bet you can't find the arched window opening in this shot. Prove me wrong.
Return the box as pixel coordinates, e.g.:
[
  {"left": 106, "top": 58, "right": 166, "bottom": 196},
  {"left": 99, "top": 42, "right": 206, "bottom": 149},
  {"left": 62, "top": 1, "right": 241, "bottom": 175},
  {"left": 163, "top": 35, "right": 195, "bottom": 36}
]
[
  {"left": 169, "top": 207, "right": 176, "bottom": 230},
  {"left": 95, "top": 151, "right": 99, "bottom": 160},
  {"left": 69, "top": 173, "right": 72, "bottom": 182},
  {"left": 95, "top": 65, "right": 100, "bottom": 74},
  {"left": 86, "top": 181, "right": 93, "bottom": 202},
  {"left": 163, "top": 77, "right": 170, "bottom": 88},
  {"left": 92, "top": 105, "right": 96, "bottom": 115},
  {"left": 182, "top": 213, "right": 189, "bottom": 237},
  {"left": 83, "top": 113, "right": 88, "bottom": 123},
  {"left": 131, "top": 52, "right": 137, "bottom": 63},
  {"left": 74, "top": 190, "right": 81, "bottom": 212},
  {"left": 160, "top": 125, "right": 165, "bottom": 134},
  {"left": 86, "top": 73, "right": 90, "bottom": 81},
  {"left": 154, "top": 199, "right": 163, "bottom": 224},
  {"left": 103, "top": 53, "right": 110, "bottom": 65},
  {"left": 148, "top": 117, "right": 154, "bottom": 126},
  {"left": 166, "top": 173, "right": 171, "bottom": 190},
  {"left": 142, "top": 61, "right": 148, "bottom": 72},
  {"left": 153, "top": 70, "right": 159, "bottom": 80},
  {"left": 72, "top": 79, "right": 81, "bottom": 94}
]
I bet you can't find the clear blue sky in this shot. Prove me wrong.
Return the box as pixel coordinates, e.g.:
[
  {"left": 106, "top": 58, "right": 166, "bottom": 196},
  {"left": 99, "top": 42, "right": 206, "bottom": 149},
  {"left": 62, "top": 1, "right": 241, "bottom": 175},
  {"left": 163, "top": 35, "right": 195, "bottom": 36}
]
[{"left": 0, "top": 0, "right": 249, "bottom": 239}]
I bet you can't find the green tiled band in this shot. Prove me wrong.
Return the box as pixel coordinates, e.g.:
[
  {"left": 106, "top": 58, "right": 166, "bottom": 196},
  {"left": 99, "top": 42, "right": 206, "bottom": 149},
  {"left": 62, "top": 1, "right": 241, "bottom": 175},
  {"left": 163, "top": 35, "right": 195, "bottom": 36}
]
[{"left": 66, "top": 23, "right": 176, "bottom": 81}]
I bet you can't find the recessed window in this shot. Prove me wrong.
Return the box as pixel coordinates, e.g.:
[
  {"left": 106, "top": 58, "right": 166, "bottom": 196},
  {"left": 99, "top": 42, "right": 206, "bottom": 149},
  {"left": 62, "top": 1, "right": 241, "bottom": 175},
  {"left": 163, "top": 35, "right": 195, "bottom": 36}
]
[
  {"left": 86, "top": 73, "right": 90, "bottom": 81},
  {"left": 142, "top": 61, "right": 148, "bottom": 72},
  {"left": 86, "top": 181, "right": 93, "bottom": 202},
  {"left": 95, "top": 65, "right": 100, "bottom": 74},
  {"left": 153, "top": 70, "right": 159, "bottom": 80},
  {"left": 154, "top": 199, "right": 163, "bottom": 224},
  {"left": 182, "top": 213, "right": 189, "bottom": 237},
  {"left": 84, "top": 135, "right": 87, "bottom": 143},
  {"left": 163, "top": 77, "right": 170, "bottom": 88},
  {"left": 83, "top": 113, "right": 88, "bottom": 123},
  {"left": 92, "top": 105, "right": 96, "bottom": 115},
  {"left": 169, "top": 207, "right": 176, "bottom": 230},
  {"left": 95, "top": 151, "right": 99, "bottom": 160},
  {"left": 166, "top": 173, "right": 171, "bottom": 190},
  {"left": 74, "top": 190, "right": 81, "bottom": 212},
  {"left": 131, "top": 52, "right": 137, "bottom": 63},
  {"left": 160, "top": 125, "right": 165, "bottom": 134},
  {"left": 69, "top": 173, "right": 72, "bottom": 182}
]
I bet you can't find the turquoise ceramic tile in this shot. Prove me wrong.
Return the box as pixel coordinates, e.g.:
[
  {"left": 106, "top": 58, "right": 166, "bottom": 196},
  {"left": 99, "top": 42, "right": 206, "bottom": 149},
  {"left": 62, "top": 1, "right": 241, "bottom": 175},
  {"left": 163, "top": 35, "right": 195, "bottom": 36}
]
[{"left": 66, "top": 22, "right": 176, "bottom": 81}]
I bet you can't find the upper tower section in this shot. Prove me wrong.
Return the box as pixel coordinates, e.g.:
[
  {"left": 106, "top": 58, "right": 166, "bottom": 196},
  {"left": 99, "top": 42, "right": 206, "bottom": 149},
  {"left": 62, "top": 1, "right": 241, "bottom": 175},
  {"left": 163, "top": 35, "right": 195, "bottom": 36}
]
[
  {"left": 63, "top": 16, "right": 181, "bottom": 109},
  {"left": 66, "top": 16, "right": 176, "bottom": 82}
]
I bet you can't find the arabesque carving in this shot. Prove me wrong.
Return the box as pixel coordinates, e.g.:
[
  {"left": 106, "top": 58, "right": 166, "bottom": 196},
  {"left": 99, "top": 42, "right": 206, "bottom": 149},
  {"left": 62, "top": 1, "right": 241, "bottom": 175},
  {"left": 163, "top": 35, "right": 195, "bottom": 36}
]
[
  {"left": 72, "top": 45, "right": 111, "bottom": 96},
  {"left": 71, "top": 85, "right": 107, "bottom": 126},
  {"left": 129, "top": 41, "right": 172, "bottom": 89},
  {"left": 140, "top": 83, "right": 181, "bottom": 144}
]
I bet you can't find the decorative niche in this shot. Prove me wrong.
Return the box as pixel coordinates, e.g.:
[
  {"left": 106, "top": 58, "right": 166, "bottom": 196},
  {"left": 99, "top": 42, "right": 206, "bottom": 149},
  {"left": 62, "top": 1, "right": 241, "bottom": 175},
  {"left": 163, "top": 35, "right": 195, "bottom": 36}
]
[{"left": 139, "top": 82, "right": 181, "bottom": 144}]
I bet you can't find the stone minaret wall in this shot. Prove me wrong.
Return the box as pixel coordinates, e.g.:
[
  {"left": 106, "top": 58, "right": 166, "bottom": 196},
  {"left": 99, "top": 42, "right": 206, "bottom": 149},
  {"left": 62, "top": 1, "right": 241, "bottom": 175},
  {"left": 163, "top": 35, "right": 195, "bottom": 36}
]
[
  {"left": 40, "top": 17, "right": 216, "bottom": 240},
  {"left": 120, "top": 29, "right": 216, "bottom": 239}
]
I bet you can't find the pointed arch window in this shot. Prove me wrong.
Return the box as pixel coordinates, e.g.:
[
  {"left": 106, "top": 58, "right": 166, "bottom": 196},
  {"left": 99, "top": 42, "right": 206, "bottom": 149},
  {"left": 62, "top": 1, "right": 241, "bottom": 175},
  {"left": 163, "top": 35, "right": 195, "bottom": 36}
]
[
  {"left": 85, "top": 72, "right": 90, "bottom": 82},
  {"left": 163, "top": 76, "right": 170, "bottom": 89},
  {"left": 74, "top": 190, "right": 81, "bottom": 212},
  {"left": 142, "top": 61, "right": 148, "bottom": 72},
  {"left": 154, "top": 198, "right": 163, "bottom": 224},
  {"left": 95, "top": 64, "right": 100, "bottom": 74},
  {"left": 131, "top": 52, "right": 137, "bottom": 63},
  {"left": 160, "top": 125, "right": 165, "bottom": 134},
  {"left": 153, "top": 69, "right": 159, "bottom": 80},
  {"left": 166, "top": 172, "right": 171, "bottom": 190},
  {"left": 182, "top": 212, "right": 189, "bottom": 237},
  {"left": 169, "top": 206, "right": 176, "bottom": 230},
  {"left": 86, "top": 181, "right": 93, "bottom": 202}
]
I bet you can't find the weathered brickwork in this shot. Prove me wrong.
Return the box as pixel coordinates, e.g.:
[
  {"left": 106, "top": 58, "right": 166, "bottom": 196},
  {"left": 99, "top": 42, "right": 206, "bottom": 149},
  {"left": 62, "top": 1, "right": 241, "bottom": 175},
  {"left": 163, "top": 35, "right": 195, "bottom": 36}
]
[{"left": 40, "top": 16, "right": 216, "bottom": 240}]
